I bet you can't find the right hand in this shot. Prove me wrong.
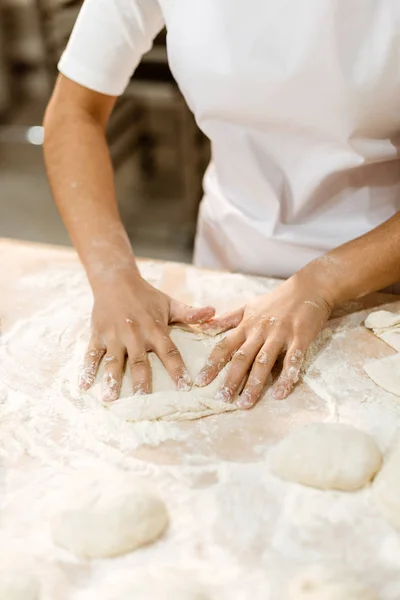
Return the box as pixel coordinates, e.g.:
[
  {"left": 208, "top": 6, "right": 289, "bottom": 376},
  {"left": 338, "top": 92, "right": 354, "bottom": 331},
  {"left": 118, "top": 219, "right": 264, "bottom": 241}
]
[{"left": 78, "top": 272, "right": 215, "bottom": 402}]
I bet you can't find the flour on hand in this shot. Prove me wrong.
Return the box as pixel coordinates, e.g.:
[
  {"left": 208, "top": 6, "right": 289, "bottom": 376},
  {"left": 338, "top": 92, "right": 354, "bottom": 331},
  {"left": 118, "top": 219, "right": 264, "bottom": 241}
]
[{"left": 84, "top": 328, "right": 241, "bottom": 422}]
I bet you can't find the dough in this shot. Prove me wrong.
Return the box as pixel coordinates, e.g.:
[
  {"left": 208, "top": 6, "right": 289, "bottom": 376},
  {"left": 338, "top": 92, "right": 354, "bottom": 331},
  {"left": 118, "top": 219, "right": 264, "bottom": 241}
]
[
  {"left": 76, "top": 568, "right": 211, "bottom": 600},
  {"left": 269, "top": 423, "right": 382, "bottom": 491},
  {"left": 372, "top": 436, "right": 400, "bottom": 530},
  {"left": 288, "top": 565, "right": 378, "bottom": 600},
  {"left": 85, "top": 328, "right": 241, "bottom": 422},
  {"left": 363, "top": 354, "right": 400, "bottom": 397},
  {"left": 0, "top": 570, "right": 39, "bottom": 600},
  {"left": 51, "top": 473, "right": 168, "bottom": 559},
  {"left": 364, "top": 310, "right": 400, "bottom": 352}
]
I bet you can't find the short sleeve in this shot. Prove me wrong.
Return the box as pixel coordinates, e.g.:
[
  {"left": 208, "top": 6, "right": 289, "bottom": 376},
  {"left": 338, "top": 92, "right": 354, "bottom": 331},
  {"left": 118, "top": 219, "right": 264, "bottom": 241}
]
[{"left": 58, "top": 0, "right": 164, "bottom": 96}]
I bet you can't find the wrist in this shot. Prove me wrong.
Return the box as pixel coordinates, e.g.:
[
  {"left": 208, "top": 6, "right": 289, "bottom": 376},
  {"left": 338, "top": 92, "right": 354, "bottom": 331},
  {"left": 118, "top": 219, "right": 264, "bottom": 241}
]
[
  {"left": 85, "top": 248, "right": 141, "bottom": 293},
  {"left": 294, "top": 259, "right": 338, "bottom": 310}
]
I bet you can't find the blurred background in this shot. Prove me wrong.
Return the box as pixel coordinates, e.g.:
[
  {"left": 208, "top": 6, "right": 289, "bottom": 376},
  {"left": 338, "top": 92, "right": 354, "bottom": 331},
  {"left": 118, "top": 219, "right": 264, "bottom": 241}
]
[{"left": 0, "top": 0, "right": 210, "bottom": 262}]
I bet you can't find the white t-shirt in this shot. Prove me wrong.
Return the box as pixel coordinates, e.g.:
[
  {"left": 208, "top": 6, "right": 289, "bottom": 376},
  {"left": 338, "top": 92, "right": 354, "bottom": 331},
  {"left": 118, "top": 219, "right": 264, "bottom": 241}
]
[{"left": 59, "top": 0, "right": 400, "bottom": 278}]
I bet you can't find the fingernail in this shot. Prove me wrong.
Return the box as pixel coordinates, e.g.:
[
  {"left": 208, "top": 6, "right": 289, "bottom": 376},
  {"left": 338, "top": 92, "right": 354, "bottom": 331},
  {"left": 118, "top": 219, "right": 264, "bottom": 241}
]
[
  {"left": 273, "top": 386, "right": 286, "bottom": 400},
  {"left": 78, "top": 368, "right": 95, "bottom": 390},
  {"left": 237, "top": 392, "right": 254, "bottom": 410},
  {"left": 177, "top": 373, "right": 192, "bottom": 391},
  {"left": 194, "top": 371, "right": 208, "bottom": 387},
  {"left": 133, "top": 385, "right": 146, "bottom": 396},
  {"left": 216, "top": 387, "right": 231, "bottom": 403},
  {"left": 102, "top": 374, "right": 119, "bottom": 403}
]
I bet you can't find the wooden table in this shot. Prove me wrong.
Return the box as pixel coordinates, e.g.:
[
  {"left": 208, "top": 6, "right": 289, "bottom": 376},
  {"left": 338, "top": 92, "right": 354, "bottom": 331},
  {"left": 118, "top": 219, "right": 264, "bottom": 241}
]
[{"left": 1, "top": 238, "right": 400, "bottom": 598}]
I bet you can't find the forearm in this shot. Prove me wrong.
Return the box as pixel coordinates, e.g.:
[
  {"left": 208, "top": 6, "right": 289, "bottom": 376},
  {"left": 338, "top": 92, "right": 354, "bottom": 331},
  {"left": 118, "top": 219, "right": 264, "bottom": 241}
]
[
  {"left": 299, "top": 212, "right": 400, "bottom": 305},
  {"left": 44, "top": 96, "right": 139, "bottom": 291}
]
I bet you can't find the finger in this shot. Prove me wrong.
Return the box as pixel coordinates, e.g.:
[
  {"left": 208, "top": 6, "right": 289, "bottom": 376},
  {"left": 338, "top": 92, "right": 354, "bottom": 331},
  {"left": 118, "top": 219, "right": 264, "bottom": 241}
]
[
  {"left": 169, "top": 299, "right": 216, "bottom": 325},
  {"left": 272, "top": 342, "right": 305, "bottom": 400},
  {"left": 198, "top": 307, "right": 244, "bottom": 335},
  {"left": 79, "top": 341, "right": 106, "bottom": 390},
  {"left": 217, "top": 336, "right": 264, "bottom": 403},
  {"left": 102, "top": 345, "right": 125, "bottom": 403},
  {"left": 153, "top": 333, "right": 192, "bottom": 391},
  {"left": 237, "top": 339, "right": 283, "bottom": 410},
  {"left": 194, "top": 329, "right": 245, "bottom": 388},
  {"left": 127, "top": 340, "right": 151, "bottom": 395}
]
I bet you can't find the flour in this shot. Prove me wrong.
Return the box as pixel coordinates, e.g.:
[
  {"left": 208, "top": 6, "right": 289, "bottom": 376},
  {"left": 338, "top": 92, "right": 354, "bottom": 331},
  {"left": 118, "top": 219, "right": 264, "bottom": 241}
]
[{"left": 1, "top": 264, "right": 400, "bottom": 599}]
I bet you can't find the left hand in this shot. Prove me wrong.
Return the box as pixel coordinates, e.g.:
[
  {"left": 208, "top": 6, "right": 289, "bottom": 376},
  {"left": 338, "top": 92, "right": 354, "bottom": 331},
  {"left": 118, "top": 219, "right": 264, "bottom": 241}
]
[{"left": 194, "top": 269, "right": 334, "bottom": 409}]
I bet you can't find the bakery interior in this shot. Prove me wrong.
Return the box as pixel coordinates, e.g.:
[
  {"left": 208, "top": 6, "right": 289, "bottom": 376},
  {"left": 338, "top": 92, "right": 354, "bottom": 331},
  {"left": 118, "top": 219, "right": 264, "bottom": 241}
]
[
  {"left": 1, "top": 2, "right": 400, "bottom": 599},
  {"left": 0, "top": 0, "right": 209, "bottom": 259}
]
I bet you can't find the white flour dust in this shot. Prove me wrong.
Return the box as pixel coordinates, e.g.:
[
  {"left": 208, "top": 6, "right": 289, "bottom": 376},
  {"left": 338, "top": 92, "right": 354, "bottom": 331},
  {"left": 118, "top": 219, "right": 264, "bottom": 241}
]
[{"left": 1, "top": 264, "right": 400, "bottom": 599}]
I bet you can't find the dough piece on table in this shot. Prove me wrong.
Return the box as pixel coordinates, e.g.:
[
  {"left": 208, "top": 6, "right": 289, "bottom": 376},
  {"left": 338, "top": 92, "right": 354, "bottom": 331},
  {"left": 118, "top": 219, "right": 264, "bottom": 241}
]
[
  {"left": 364, "top": 310, "right": 400, "bottom": 352},
  {"left": 51, "top": 473, "right": 168, "bottom": 559},
  {"left": 373, "top": 436, "right": 400, "bottom": 530},
  {"left": 288, "top": 564, "right": 377, "bottom": 600},
  {"left": 76, "top": 568, "right": 211, "bottom": 600},
  {"left": 0, "top": 570, "right": 39, "bottom": 600},
  {"left": 269, "top": 423, "right": 382, "bottom": 491},
  {"left": 363, "top": 354, "right": 400, "bottom": 397},
  {"left": 85, "top": 328, "right": 241, "bottom": 422}
]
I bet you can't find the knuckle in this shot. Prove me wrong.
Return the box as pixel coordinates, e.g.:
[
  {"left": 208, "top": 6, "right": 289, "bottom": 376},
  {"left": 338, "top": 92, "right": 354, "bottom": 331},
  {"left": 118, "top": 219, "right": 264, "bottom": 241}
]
[
  {"left": 255, "top": 350, "right": 270, "bottom": 365},
  {"left": 280, "top": 365, "right": 301, "bottom": 386},
  {"left": 232, "top": 349, "right": 249, "bottom": 363},
  {"left": 165, "top": 345, "right": 180, "bottom": 358},
  {"left": 104, "top": 354, "right": 119, "bottom": 365},
  {"left": 247, "top": 375, "right": 264, "bottom": 388},
  {"left": 129, "top": 353, "right": 147, "bottom": 369},
  {"left": 288, "top": 348, "right": 304, "bottom": 366},
  {"left": 171, "top": 366, "right": 187, "bottom": 380}
]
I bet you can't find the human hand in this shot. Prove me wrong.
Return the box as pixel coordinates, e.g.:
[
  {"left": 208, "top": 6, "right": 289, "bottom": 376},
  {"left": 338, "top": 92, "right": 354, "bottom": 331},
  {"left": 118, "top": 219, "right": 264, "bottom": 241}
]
[
  {"left": 79, "top": 272, "right": 215, "bottom": 402},
  {"left": 194, "top": 270, "right": 334, "bottom": 409}
]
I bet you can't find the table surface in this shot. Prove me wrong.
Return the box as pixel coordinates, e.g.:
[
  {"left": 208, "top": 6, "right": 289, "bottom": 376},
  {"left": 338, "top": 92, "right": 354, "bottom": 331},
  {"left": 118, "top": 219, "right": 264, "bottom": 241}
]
[{"left": 1, "top": 238, "right": 400, "bottom": 598}]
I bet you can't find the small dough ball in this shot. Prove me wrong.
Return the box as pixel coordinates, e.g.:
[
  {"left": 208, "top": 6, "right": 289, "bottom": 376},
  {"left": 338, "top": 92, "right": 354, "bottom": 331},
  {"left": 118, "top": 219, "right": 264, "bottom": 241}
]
[
  {"left": 0, "top": 570, "right": 39, "bottom": 600},
  {"left": 373, "top": 436, "right": 400, "bottom": 530},
  {"left": 269, "top": 423, "right": 382, "bottom": 491},
  {"left": 288, "top": 565, "right": 378, "bottom": 600},
  {"left": 76, "top": 568, "right": 211, "bottom": 600},
  {"left": 51, "top": 473, "right": 169, "bottom": 559}
]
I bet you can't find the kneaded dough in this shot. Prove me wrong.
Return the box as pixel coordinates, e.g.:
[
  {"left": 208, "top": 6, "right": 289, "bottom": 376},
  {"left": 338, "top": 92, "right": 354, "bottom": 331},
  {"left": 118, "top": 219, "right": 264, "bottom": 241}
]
[
  {"left": 288, "top": 564, "right": 378, "bottom": 600},
  {"left": 269, "top": 423, "right": 382, "bottom": 491},
  {"left": 0, "top": 570, "right": 39, "bottom": 600},
  {"left": 51, "top": 472, "right": 168, "bottom": 559},
  {"left": 372, "top": 436, "right": 400, "bottom": 530},
  {"left": 363, "top": 354, "right": 400, "bottom": 397},
  {"left": 85, "top": 328, "right": 241, "bottom": 422},
  {"left": 364, "top": 310, "right": 400, "bottom": 352},
  {"left": 76, "top": 568, "right": 211, "bottom": 600}
]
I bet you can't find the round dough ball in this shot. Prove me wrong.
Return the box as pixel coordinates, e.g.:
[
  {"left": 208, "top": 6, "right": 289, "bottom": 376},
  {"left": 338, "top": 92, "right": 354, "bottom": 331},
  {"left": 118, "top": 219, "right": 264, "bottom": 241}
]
[
  {"left": 76, "top": 568, "right": 211, "bottom": 600},
  {"left": 0, "top": 570, "right": 39, "bottom": 600},
  {"left": 288, "top": 565, "right": 378, "bottom": 600},
  {"left": 51, "top": 481, "right": 169, "bottom": 559},
  {"left": 269, "top": 423, "right": 382, "bottom": 491}
]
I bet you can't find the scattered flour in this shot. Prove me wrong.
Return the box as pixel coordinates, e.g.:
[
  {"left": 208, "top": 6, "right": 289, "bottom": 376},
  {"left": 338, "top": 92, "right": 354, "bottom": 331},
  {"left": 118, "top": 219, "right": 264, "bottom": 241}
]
[{"left": 0, "top": 265, "right": 400, "bottom": 598}]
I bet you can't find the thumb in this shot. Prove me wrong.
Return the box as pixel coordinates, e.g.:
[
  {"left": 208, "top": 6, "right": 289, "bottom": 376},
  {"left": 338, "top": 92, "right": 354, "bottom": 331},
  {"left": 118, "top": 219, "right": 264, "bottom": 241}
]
[
  {"left": 169, "top": 299, "right": 216, "bottom": 325},
  {"left": 197, "top": 307, "right": 244, "bottom": 335}
]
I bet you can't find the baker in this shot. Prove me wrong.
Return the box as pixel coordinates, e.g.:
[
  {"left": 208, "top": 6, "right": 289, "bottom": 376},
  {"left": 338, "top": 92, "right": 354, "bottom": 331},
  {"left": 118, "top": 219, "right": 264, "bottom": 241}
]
[{"left": 43, "top": 0, "right": 400, "bottom": 409}]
